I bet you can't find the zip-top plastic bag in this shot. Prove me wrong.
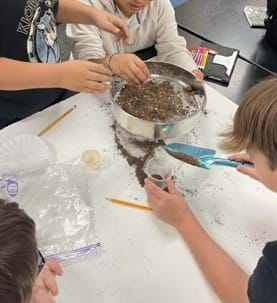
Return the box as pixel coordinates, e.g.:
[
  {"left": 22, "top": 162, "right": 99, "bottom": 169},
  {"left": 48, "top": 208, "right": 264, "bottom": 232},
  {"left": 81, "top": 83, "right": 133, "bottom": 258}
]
[{"left": 0, "top": 158, "right": 101, "bottom": 263}]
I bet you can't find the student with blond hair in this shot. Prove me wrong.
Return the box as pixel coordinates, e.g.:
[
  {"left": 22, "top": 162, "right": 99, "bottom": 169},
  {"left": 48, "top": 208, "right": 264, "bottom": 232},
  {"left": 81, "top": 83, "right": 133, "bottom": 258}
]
[
  {"left": 67, "top": 0, "right": 203, "bottom": 85},
  {"left": 145, "top": 77, "right": 277, "bottom": 303}
]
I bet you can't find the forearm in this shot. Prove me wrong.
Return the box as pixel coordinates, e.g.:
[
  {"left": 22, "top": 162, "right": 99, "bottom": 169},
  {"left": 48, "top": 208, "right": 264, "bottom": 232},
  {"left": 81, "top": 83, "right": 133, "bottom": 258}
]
[
  {"left": 158, "top": 46, "right": 197, "bottom": 72},
  {"left": 0, "top": 58, "right": 61, "bottom": 90},
  {"left": 177, "top": 211, "right": 249, "bottom": 303},
  {"left": 57, "top": 0, "right": 98, "bottom": 24},
  {"left": 88, "top": 57, "right": 108, "bottom": 66},
  {"left": 155, "top": 4, "right": 197, "bottom": 72}
]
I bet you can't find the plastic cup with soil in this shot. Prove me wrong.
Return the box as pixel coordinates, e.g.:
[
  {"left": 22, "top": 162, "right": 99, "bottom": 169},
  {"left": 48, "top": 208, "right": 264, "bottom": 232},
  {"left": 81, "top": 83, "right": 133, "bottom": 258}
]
[{"left": 145, "top": 157, "right": 173, "bottom": 189}]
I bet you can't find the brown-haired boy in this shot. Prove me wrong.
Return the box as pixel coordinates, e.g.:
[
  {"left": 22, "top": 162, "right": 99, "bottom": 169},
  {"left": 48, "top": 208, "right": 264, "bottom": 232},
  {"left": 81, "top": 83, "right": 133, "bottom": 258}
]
[
  {"left": 0, "top": 199, "right": 62, "bottom": 303},
  {"left": 145, "top": 77, "right": 277, "bottom": 303}
]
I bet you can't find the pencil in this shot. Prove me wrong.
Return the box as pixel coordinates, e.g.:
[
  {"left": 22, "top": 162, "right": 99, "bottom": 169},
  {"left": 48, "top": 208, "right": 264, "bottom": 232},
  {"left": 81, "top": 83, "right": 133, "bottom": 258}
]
[
  {"left": 38, "top": 105, "right": 76, "bottom": 137},
  {"left": 201, "top": 49, "right": 209, "bottom": 69},
  {"left": 106, "top": 198, "right": 153, "bottom": 211},
  {"left": 194, "top": 48, "right": 202, "bottom": 66}
]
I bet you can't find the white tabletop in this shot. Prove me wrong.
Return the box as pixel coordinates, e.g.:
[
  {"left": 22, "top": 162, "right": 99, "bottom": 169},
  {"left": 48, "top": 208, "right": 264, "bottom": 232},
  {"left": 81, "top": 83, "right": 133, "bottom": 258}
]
[{"left": 1, "top": 85, "right": 277, "bottom": 303}]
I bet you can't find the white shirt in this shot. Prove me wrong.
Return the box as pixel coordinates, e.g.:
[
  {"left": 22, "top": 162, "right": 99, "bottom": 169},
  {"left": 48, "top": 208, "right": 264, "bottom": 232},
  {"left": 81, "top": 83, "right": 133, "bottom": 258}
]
[{"left": 67, "top": 0, "right": 198, "bottom": 72}]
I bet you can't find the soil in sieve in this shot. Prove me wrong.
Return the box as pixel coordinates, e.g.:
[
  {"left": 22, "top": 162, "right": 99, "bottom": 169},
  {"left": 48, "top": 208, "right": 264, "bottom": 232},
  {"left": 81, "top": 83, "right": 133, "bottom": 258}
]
[{"left": 115, "top": 80, "right": 198, "bottom": 122}]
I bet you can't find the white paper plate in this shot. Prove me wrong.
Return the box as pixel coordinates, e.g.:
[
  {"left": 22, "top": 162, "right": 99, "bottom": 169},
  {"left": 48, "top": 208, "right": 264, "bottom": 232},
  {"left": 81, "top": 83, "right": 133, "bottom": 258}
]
[{"left": 0, "top": 134, "right": 50, "bottom": 173}]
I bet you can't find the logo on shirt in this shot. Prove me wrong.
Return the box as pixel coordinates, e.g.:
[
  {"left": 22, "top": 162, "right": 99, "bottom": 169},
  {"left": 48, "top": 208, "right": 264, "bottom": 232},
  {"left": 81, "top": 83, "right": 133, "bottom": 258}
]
[{"left": 17, "top": 0, "right": 60, "bottom": 63}]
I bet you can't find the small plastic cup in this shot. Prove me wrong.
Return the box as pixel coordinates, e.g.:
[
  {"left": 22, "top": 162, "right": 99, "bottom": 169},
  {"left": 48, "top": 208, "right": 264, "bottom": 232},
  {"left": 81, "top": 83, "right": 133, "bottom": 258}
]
[
  {"left": 81, "top": 149, "right": 101, "bottom": 171},
  {"left": 145, "top": 157, "right": 173, "bottom": 189}
]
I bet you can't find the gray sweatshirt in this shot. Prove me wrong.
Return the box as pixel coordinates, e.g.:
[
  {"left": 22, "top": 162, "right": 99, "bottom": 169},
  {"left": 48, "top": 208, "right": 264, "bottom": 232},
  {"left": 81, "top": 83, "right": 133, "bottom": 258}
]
[{"left": 67, "top": 0, "right": 198, "bottom": 72}]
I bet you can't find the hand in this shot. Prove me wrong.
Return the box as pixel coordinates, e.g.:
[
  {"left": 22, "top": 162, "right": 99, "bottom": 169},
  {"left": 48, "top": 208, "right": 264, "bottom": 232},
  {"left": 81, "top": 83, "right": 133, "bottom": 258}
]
[
  {"left": 31, "top": 260, "right": 63, "bottom": 303},
  {"left": 110, "top": 54, "right": 150, "bottom": 85},
  {"left": 228, "top": 153, "right": 259, "bottom": 181},
  {"left": 144, "top": 178, "right": 191, "bottom": 229},
  {"left": 93, "top": 10, "right": 128, "bottom": 42},
  {"left": 192, "top": 69, "right": 204, "bottom": 82},
  {"left": 57, "top": 60, "right": 112, "bottom": 93}
]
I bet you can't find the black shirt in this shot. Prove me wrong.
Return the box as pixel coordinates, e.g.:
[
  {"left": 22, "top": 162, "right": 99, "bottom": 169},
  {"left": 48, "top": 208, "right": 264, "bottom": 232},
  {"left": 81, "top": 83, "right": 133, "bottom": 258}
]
[
  {"left": 248, "top": 241, "right": 277, "bottom": 303},
  {"left": 0, "top": 0, "right": 66, "bottom": 128}
]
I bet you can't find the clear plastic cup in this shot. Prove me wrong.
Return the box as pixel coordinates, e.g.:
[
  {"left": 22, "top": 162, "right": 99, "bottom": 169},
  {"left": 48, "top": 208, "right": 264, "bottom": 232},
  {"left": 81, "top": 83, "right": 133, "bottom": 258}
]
[
  {"left": 81, "top": 149, "right": 101, "bottom": 171},
  {"left": 145, "top": 157, "right": 173, "bottom": 189}
]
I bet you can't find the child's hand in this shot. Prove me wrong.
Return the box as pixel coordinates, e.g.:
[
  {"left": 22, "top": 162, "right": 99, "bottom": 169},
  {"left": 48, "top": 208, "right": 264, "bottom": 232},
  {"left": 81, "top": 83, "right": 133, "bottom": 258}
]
[
  {"left": 93, "top": 10, "right": 128, "bottom": 42},
  {"left": 109, "top": 54, "right": 150, "bottom": 85},
  {"left": 58, "top": 60, "right": 112, "bottom": 93},
  {"left": 192, "top": 69, "right": 204, "bottom": 82},
  {"left": 31, "top": 260, "right": 63, "bottom": 303},
  {"left": 144, "top": 178, "right": 191, "bottom": 229},
  {"left": 228, "top": 153, "right": 259, "bottom": 181}
]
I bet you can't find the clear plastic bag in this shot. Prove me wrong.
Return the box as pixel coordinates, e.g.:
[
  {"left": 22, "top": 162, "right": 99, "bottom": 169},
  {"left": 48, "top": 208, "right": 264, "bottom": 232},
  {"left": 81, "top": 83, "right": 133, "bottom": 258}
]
[{"left": 0, "top": 159, "right": 100, "bottom": 263}]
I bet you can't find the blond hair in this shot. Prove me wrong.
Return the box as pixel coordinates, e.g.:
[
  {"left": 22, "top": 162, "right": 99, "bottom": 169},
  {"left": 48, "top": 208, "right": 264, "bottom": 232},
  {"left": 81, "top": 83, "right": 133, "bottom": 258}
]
[
  {"left": 0, "top": 199, "right": 38, "bottom": 303},
  {"left": 220, "top": 77, "right": 277, "bottom": 169}
]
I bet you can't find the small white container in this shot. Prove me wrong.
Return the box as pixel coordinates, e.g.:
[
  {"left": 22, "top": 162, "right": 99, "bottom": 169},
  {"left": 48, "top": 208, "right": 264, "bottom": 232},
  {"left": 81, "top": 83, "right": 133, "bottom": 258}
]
[{"left": 81, "top": 149, "right": 101, "bottom": 171}]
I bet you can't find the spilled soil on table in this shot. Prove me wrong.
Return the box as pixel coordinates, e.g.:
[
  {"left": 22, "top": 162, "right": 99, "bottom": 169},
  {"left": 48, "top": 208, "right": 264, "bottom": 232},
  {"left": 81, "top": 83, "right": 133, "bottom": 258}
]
[{"left": 111, "top": 122, "right": 164, "bottom": 186}]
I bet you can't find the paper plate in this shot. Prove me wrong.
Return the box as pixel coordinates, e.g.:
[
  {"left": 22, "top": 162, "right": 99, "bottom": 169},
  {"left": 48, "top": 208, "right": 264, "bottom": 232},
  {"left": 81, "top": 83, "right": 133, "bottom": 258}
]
[{"left": 0, "top": 134, "right": 50, "bottom": 173}]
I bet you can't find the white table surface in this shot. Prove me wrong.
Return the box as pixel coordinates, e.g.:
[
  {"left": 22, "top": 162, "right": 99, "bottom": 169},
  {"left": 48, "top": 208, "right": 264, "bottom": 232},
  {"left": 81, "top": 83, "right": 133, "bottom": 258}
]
[{"left": 1, "top": 85, "right": 277, "bottom": 303}]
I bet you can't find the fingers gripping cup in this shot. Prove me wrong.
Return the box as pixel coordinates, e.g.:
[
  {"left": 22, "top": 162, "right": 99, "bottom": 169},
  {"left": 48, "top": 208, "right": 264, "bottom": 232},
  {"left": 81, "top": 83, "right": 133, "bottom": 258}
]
[{"left": 145, "top": 158, "right": 173, "bottom": 189}]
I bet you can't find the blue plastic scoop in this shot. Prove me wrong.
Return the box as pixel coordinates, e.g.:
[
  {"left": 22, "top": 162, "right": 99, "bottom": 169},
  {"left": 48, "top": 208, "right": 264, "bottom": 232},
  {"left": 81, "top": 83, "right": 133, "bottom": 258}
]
[{"left": 164, "top": 143, "right": 254, "bottom": 169}]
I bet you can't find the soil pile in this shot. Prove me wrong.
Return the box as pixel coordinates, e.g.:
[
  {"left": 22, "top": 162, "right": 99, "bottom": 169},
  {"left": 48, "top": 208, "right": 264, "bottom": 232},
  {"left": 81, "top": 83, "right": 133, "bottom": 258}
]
[{"left": 115, "top": 79, "right": 198, "bottom": 122}]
